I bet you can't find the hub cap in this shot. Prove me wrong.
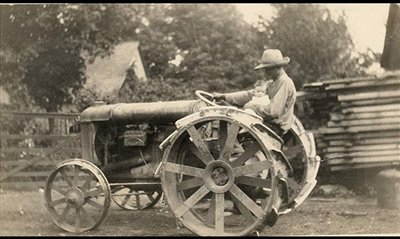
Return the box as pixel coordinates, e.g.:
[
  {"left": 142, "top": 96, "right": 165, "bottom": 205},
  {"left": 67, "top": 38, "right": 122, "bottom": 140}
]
[
  {"left": 204, "top": 160, "right": 234, "bottom": 193},
  {"left": 66, "top": 188, "right": 85, "bottom": 208}
]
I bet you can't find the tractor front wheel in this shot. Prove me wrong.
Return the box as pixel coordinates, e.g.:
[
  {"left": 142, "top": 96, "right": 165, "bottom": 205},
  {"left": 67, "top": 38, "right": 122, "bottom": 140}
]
[{"left": 44, "top": 159, "right": 111, "bottom": 233}]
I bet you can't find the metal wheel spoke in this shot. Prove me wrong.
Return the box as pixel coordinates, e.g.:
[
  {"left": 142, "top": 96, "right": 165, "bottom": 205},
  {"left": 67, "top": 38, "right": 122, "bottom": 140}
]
[
  {"left": 120, "top": 189, "right": 133, "bottom": 206},
  {"left": 233, "top": 160, "right": 270, "bottom": 177},
  {"left": 205, "top": 122, "right": 214, "bottom": 138},
  {"left": 187, "top": 126, "right": 215, "bottom": 164},
  {"left": 58, "top": 205, "right": 71, "bottom": 223},
  {"left": 178, "top": 177, "right": 204, "bottom": 190},
  {"left": 84, "top": 187, "right": 103, "bottom": 198},
  {"left": 232, "top": 143, "right": 261, "bottom": 167},
  {"left": 146, "top": 192, "right": 155, "bottom": 202},
  {"left": 164, "top": 162, "right": 204, "bottom": 178},
  {"left": 229, "top": 184, "right": 264, "bottom": 219},
  {"left": 52, "top": 185, "right": 67, "bottom": 196},
  {"left": 215, "top": 193, "right": 224, "bottom": 234},
  {"left": 74, "top": 208, "right": 81, "bottom": 232},
  {"left": 174, "top": 185, "right": 210, "bottom": 218},
  {"left": 135, "top": 194, "right": 141, "bottom": 209},
  {"left": 82, "top": 174, "right": 94, "bottom": 191},
  {"left": 229, "top": 191, "right": 254, "bottom": 222},
  {"left": 86, "top": 198, "right": 103, "bottom": 209},
  {"left": 59, "top": 168, "right": 73, "bottom": 187},
  {"left": 235, "top": 176, "right": 272, "bottom": 189},
  {"left": 218, "top": 124, "right": 240, "bottom": 162},
  {"left": 73, "top": 165, "right": 80, "bottom": 187},
  {"left": 219, "top": 121, "right": 228, "bottom": 153},
  {"left": 49, "top": 198, "right": 66, "bottom": 207},
  {"left": 206, "top": 194, "right": 216, "bottom": 225},
  {"left": 80, "top": 207, "right": 96, "bottom": 227},
  {"left": 287, "top": 177, "right": 300, "bottom": 192}
]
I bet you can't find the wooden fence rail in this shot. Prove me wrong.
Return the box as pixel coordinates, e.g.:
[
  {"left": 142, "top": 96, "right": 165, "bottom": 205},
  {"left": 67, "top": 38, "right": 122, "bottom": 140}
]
[{"left": 0, "top": 111, "right": 82, "bottom": 189}]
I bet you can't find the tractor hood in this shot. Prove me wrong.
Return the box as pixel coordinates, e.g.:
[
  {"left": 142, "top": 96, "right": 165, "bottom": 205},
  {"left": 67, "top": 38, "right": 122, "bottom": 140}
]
[{"left": 80, "top": 100, "right": 208, "bottom": 125}]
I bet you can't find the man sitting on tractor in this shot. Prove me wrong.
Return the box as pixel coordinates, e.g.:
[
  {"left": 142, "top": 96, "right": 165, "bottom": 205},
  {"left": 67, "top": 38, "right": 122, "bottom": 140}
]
[{"left": 213, "top": 49, "right": 297, "bottom": 138}]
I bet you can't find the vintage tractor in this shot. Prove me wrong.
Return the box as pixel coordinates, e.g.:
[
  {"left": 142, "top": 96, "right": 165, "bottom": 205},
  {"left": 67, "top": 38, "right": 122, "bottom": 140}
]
[{"left": 44, "top": 90, "right": 320, "bottom": 236}]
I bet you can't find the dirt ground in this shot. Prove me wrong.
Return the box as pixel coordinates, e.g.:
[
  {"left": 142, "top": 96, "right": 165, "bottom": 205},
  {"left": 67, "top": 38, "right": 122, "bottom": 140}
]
[{"left": 0, "top": 188, "right": 399, "bottom": 236}]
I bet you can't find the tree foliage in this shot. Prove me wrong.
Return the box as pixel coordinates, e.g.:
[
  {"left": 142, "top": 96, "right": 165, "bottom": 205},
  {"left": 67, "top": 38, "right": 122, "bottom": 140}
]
[
  {"left": 167, "top": 4, "right": 262, "bottom": 92},
  {"left": 256, "top": 4, "right": 374, "bottom": 88},
  {"left": 117, "top": 64, "right": 194, "bottom": 104},
  {"left": 1, "top": 3, "right": 380, "bottom": 112},
  {"left": 0, "top": 4, "right": 131, "bottom": 111},
  {"left": 120, "top": 4, "right": 262, "bottom": 103}
]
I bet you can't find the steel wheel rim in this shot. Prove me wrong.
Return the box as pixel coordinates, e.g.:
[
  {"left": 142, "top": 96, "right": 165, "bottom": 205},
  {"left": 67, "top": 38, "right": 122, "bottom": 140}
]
[
  {"left": 280, "top": 131, "right": 307, "bottom": 208},
  {"left": 279, "top": 117, "right": 315, "bottom": 212},
  {"left": 44, "top": 159, "right": 111, "bottom": 233},
  {"left": 161, "top": 117, "right": 280, "bottom": 236}
]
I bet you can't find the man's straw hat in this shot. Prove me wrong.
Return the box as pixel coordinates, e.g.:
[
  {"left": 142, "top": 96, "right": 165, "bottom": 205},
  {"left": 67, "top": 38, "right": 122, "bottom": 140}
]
[{"left": 254, "top": 49, "right": 290, "bottom": 70}]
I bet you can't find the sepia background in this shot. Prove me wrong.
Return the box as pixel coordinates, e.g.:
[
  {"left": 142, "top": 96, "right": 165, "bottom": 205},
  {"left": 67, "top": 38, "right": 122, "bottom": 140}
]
[{"left": 0, "top": 3, "right": 399, "bottom": 236}]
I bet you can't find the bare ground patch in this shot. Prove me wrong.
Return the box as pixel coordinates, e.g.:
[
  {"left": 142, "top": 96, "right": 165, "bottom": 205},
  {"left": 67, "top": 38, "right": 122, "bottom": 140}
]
[{"left": 0, "top": 189, "right": 399, "bottom": 236}]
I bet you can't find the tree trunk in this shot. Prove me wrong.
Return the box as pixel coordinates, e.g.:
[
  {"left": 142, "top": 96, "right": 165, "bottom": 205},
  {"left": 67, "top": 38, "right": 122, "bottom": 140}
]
[{"left": 381, "top": 4, "right": 400, "bottom": 70}]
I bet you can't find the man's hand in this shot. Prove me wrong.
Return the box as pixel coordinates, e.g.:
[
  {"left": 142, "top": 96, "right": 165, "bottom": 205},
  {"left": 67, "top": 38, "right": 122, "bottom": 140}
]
[{"left": 212, "top": 93, "right": 226, "bottom": 100}]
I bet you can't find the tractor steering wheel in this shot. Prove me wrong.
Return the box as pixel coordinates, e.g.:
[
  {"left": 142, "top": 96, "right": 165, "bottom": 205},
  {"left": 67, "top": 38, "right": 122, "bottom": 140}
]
[{"left": 195, "top": 90, "right": 232, "bottom": 107}]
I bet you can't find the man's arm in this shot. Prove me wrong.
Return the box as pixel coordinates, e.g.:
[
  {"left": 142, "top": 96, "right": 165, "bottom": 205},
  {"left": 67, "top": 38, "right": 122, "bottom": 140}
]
[{"left": 224, "top": 90, "right": 254, "bottom": 107}]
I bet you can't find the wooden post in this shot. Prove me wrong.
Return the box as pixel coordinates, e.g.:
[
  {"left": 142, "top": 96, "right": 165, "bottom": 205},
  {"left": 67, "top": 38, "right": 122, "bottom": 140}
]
[{"left": 374, "top": 169, "right": 400, "bottom": 209}]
